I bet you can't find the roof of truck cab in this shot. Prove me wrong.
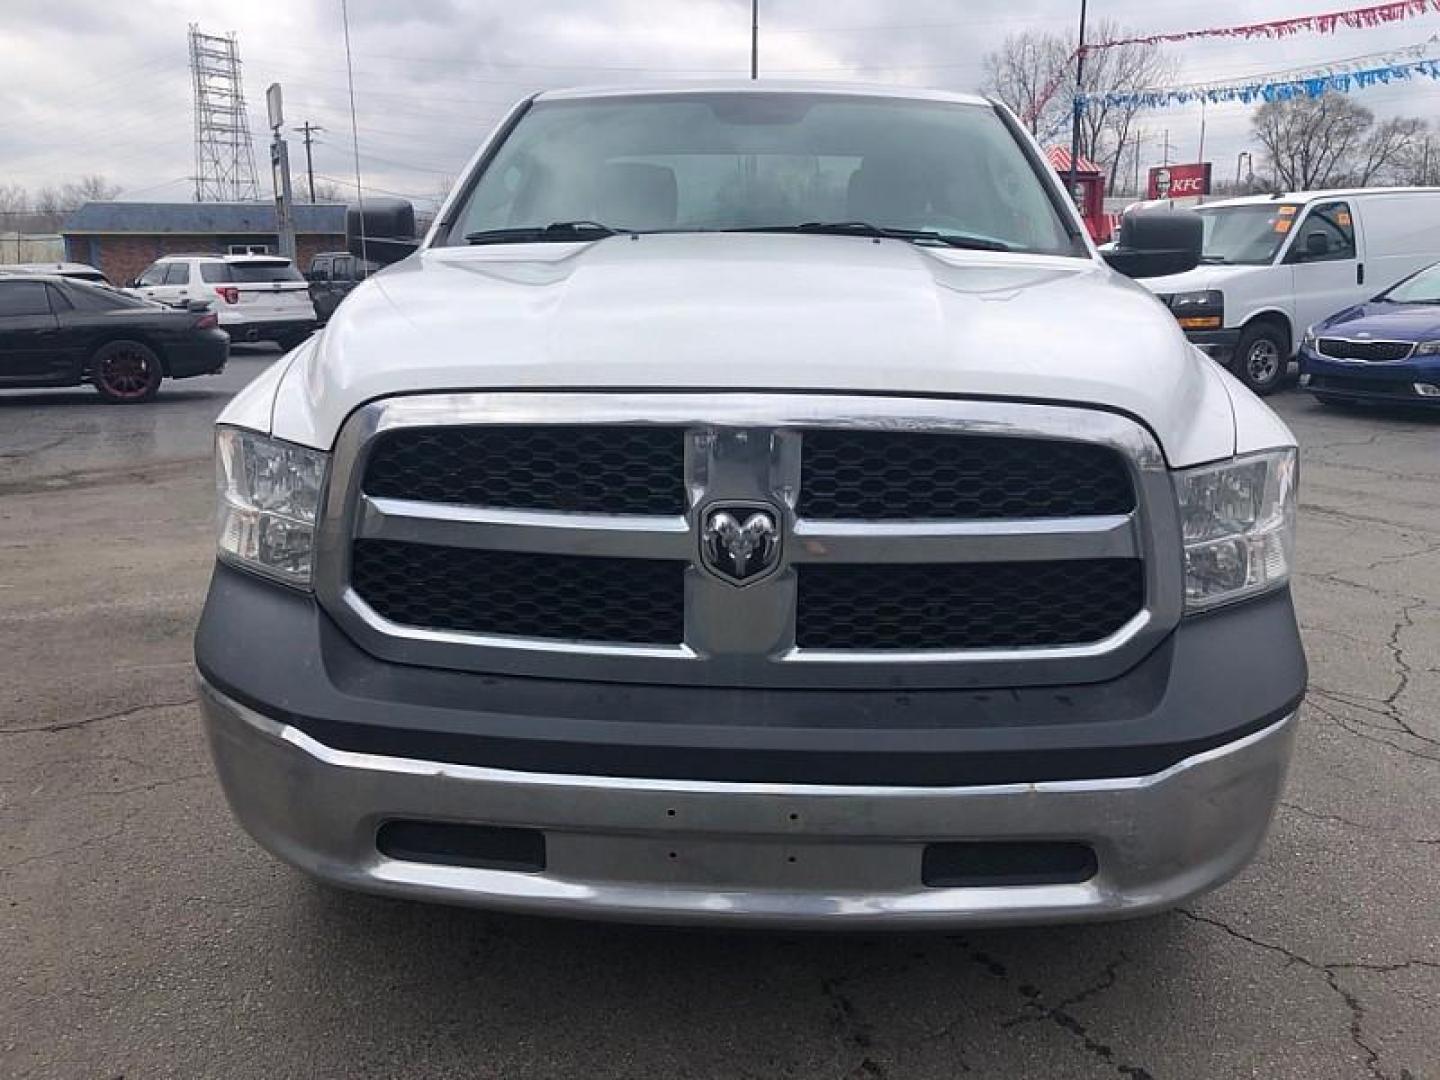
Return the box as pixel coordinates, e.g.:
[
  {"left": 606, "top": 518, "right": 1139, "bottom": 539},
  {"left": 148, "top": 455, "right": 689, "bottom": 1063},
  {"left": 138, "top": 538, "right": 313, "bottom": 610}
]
[
  {"left": 535, "top": 80, "right": 991, "bottom": 107},
  {"left": 1199, "top": 187, "right": 1440, "bottom": 210}
]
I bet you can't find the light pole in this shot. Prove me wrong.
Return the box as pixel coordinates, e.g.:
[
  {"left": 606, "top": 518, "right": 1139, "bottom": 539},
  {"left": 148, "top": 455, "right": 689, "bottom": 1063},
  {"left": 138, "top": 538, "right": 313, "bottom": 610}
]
[
  {"left": 751, "top": 0, "right": 759, "bottom": 79},
  {"left": 1067, "top": 0, "right": 1089, "bottom": 199}
]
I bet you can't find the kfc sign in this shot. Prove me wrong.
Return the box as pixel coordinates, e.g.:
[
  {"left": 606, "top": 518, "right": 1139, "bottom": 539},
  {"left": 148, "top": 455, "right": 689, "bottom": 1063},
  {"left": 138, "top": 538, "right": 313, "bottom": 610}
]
[{"left": 1148, "top": 163, "right": 1212, "bottom": 200}]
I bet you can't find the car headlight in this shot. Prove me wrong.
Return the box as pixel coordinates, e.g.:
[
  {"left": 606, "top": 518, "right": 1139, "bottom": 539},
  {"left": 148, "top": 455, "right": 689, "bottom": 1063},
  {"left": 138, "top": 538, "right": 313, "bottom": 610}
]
[
  {"left": 1175, "top": 448, "right": 1296, "bottom": 612},
  {"left": 1301, "top": 327, "right": 1317, "bottom": 350},
  {"left": 1414, "top": 340, "right": 1440, "bottom": 355},
  {"left": 215, "top": 426, "right": 328, "bottom": 587},
  {"left": 1169, "top": 289, "right": 1224, "bottom": 330}
]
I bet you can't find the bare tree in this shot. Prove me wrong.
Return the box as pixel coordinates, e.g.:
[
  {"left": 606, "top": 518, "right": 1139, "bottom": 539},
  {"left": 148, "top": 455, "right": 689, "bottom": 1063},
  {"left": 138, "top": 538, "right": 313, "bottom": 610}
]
[
  {"left": 984, "top": 24, "right": 1172, "bottom": 193},
  {"left": 1351, "top": 116, "right": 1427, "bottom": 185},
  {"left": 982, "top": 30, "right": 1070, "bottom": 138},
  {"left": 0, "top": 183, "right": 27, "bottom": 215},
  {"left": 23, "top": 175, "right": 122, "bottom": 231},
  {"left": 1252, "top": 95, "right": 1374, "bottom": 189},
  {"left": 61, "top": 175, "right": 121, "bottom": 204},
  {"left": 1072, "top": 22, "right": 1176, "bottom": 194}
]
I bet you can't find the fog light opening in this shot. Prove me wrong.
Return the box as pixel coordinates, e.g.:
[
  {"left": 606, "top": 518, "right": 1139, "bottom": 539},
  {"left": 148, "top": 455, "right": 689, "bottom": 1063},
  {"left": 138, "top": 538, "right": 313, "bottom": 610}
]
[{"left": 1414, "top": 382, "right": 1440, "bottom": 398}]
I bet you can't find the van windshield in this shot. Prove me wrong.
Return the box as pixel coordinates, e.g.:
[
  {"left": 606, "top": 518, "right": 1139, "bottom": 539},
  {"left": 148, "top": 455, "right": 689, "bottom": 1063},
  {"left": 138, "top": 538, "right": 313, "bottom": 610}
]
[
  {"left": 1195, "top": 204, "right": 1301, "bottom": 265},
  {"left": 446, "top": 92, "right": 1079, "bottom": 256}
]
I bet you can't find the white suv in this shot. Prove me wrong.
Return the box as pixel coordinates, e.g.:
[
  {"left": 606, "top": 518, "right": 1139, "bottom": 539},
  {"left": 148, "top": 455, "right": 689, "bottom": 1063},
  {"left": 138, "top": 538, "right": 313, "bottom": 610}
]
[{"left": 130, "top": 254, "right": 317, "bottom": 349}]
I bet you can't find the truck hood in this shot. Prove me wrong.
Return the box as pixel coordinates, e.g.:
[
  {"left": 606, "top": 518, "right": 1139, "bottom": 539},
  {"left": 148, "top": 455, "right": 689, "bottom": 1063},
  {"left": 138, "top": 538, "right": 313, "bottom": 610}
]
[
  {"left": 1139, "top": 262, "right": 1270, "bottom": 298},
  {"left": 1316, "top": 300, "right": 1440, "bottom": 340},
  {"left": 271, "top": 232, "right": 1236, "bottom": 465}
]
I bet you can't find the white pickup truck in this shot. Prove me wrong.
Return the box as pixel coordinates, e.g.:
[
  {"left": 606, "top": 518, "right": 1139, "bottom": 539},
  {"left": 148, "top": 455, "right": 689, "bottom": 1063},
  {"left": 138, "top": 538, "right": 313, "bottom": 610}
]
[{"left": 196, "top": 83, "right": 1306, "bottom": 927}]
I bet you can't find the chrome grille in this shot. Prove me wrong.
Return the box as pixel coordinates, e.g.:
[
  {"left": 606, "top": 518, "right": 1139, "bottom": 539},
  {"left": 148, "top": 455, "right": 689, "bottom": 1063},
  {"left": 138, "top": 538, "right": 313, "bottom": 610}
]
[
  {"left": 1316, "top": 337, "right": 1414, "bottom": 362},
  {"left": 318, "top": 394, "right": 1181, "bottom": 690}
]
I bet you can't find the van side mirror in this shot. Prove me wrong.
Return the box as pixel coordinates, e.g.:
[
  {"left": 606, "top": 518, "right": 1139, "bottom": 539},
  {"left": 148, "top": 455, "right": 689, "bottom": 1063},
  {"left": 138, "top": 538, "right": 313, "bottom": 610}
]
[
  {"left": 1303, "top": 231, "right": 1329, "bottom": 259},
  {"left": 1101, "top": 210, "right": 1203, "bottom": 279},
  {"left": 346, "top": 198, "right": 419, "bottom": 267}
]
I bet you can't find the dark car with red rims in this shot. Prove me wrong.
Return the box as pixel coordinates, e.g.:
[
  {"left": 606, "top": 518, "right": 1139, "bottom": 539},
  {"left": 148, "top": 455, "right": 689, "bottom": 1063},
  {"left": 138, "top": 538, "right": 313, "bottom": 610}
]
[{"left": 0, "top": 274, "right": 229, "bottom": 403}]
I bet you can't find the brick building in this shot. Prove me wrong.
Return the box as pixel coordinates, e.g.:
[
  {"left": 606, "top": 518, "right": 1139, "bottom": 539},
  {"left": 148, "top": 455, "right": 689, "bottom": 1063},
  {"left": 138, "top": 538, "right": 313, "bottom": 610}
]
[{"left": 60, "top": 202, "right": 347, "bottom": 285}]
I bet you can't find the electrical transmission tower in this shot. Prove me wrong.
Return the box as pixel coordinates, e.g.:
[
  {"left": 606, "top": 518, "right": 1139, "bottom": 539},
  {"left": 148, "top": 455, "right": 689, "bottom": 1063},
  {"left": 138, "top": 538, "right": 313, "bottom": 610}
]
[{"left": 189, "top": 25, "right": 261, "bottom": 202}]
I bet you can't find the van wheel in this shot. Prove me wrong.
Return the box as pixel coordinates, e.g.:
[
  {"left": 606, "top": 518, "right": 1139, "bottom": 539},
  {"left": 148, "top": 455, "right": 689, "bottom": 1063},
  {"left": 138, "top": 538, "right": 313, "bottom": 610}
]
[
  {"left": 1234, "top": 324, "right": 1289, "bottom": 396},
  {"left": 91, "top": 340, "right": 163, "bottom": 403}
]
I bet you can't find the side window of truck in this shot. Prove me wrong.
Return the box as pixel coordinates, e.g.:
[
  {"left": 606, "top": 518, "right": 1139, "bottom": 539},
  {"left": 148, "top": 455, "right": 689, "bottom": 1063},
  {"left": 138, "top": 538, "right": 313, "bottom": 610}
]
[{"left": 1291, "top": 201, "right": 1355, "bottom": 263}]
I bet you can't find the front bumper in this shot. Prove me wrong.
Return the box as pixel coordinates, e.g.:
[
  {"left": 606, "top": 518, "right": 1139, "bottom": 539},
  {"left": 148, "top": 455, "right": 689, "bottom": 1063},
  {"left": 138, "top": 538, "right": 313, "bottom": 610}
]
[
  {"left": 201, "top": 676, "right": 1296, "bottom": 928},
  {"left": 1183, "top": 327, "right": 1240, "bottom": 364},
  {"left": 1300, "top": 348, "right": 1440, "bottom": 404}
]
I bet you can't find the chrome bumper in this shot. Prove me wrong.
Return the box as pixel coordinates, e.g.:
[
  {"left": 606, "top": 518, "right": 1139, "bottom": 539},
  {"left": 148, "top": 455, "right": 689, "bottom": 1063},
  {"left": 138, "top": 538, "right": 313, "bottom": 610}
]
[{"left": 200, "top": 677, "right": 1296, "bottom": 928}]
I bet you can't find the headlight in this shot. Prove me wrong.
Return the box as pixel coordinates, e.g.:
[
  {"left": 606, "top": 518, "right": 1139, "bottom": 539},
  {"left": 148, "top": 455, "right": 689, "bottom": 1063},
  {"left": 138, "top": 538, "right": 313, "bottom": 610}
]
[
  {"left": 1301, "top": 327, "right": 1317, "bottom": 350},
  {"left": 1414, "top": 340, "right": 1440, "bottom": 355},
  {"left": 1175, "top": 448, "right": 1296, "bottom": 611},
  {"left": 215, "top": 426, "right": 329, "bottom": 587},
  {"left": 1169, "top": 289, "right": 1224, "bottom": 330}
]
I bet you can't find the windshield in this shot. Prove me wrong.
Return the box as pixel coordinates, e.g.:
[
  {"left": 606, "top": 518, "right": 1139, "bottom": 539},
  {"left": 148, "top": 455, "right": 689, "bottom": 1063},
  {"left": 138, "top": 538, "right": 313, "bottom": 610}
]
[
  {"left": 1381, "top": 262, "right": 1440, "bottom": 303},
  {"left": 1196, "top": 204, "right": 1300, "bottom": 265},
  {"left": 446, "top": 93, "right": 1077, "bottom": 256}
]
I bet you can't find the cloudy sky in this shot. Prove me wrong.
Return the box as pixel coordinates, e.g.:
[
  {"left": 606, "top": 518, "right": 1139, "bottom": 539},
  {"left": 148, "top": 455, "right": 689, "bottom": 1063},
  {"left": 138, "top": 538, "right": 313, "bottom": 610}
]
[{"left": 3, "top": 0, "right": 1439, "bottom": 207}]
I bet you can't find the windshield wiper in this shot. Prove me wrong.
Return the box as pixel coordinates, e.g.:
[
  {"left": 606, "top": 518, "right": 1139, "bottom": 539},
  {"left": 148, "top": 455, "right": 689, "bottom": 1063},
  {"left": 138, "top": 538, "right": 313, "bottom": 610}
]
[
  {"left": 730, "top": 221, "right": 1010, "bottom": 251},
  {"left": 465, "top": 221, "right": 620, "bottom": 245}
]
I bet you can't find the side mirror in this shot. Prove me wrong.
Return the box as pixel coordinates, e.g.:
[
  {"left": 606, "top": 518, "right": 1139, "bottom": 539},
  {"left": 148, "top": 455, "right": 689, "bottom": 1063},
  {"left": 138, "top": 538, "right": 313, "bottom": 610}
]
[
  {"left": 346, "top": 198, "right": 418, "bottom": 267},
  {"left": 1101, "top": 210, "right": 1203, "bottom": 279},
  {"left": 1304, "top": 231, "right": 1329, "bottom": 259},
  {"left": 186, "top": 298, "right": 212, "bottom": 313}
]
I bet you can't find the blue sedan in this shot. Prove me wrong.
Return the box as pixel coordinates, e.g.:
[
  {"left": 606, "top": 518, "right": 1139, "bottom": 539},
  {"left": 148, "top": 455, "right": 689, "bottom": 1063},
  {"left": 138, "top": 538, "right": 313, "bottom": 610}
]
[{"left": 1300, "top": 260, "right": 1440, "bottom": 407}]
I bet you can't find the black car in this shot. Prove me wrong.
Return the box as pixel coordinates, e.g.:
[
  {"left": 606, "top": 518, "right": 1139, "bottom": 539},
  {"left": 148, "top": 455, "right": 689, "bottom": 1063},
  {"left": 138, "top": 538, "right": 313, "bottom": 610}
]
[
  {"left": 306, "top": 251, "right": 377, "bottom": 322},
  {"left": 0, "top": 275, "right": 229, "bottom": 403}
]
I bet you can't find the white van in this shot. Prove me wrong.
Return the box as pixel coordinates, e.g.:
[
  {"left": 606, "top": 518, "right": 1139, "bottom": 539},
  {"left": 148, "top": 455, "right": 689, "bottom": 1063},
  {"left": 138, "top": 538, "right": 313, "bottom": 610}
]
[{"left": 1143, "top": 187, "right": 1440, "bottom": 393}]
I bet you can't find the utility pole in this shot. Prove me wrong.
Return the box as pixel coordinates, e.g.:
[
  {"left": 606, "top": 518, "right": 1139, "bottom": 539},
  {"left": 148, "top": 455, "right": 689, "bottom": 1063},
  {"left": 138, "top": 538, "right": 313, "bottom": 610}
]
[
  {"left": 1162, "top": 128, "right": 1171, "bottom": 166},
  {"left": 1067, "top": 0, "right": 1089, "bottom": 200},
  {"left": 751, "top": 0, "right": 759, "bottom": 79},
  {"left": 1133, "top": 129, "right": 1144, "bottom": 196},
  {"left": 1196, "top": 101, "right": 1207, "bottom": 167},
  {"left": 266, "top": 83, "right": 297, "bottom": 260},
  {"left": 294, "top": 121, "right": 322, "bottom": 202}
]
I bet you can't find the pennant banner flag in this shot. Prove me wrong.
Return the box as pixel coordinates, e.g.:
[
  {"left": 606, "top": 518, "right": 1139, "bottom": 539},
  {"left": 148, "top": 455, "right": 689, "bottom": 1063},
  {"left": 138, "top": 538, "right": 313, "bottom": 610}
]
[
  {"left": 1024, "top": 1, "right": 1440, "bottom": 122},
  {"left": 1084, "top": 0, "right": 1440, "bottom": 54},
  {"left": 1082, "top": 55, "right": 1440, "bottom": 110}
]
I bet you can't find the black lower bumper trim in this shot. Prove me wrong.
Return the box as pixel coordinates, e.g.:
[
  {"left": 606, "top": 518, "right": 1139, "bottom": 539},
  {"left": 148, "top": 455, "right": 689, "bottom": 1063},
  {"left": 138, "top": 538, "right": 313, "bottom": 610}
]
[
  {"left": 195, "top": 563, "right": 1306, "bottom": 787},
  {"left": 921, "top": 841, "right": 1098, "bottom": 887}
]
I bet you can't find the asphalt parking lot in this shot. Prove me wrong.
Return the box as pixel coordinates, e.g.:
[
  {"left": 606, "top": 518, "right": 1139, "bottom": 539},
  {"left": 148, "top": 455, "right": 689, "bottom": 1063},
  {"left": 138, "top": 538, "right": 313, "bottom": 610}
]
[{"left": 2, "top": 350, "right": 1437, "bottom": 1080}]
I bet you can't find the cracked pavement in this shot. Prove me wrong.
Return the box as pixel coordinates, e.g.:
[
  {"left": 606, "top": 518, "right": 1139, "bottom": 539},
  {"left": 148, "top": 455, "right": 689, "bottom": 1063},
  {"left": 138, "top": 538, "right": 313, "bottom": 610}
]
[{"left": 2, "top": 358, "right": 1437, "bottom": 1079}]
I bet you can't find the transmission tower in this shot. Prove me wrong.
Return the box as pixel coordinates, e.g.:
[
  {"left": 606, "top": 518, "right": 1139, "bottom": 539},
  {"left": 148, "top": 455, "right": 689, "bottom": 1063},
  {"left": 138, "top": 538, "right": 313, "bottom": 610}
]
[{"left": 189, "top": 25, "right": 261, "bottom": 202}]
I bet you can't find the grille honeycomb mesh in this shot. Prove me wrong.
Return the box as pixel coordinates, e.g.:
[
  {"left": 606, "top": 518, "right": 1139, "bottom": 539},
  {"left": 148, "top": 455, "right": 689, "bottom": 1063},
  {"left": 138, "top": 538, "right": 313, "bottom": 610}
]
[
  {"left": 796, "top": 559, "right": 1143, "bottom": 650},
  {"left": 363, "top": 426, "right": 685, "bottom": 514},
  {"left": 351, "top": 540, "right": 686, "bottom": 645},
  {"left": 798, "top": 430, "right": 1134, "bottom": 520},
  {"left": 1317, "top": 338, "right": 1412, "bottom": 362}
]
